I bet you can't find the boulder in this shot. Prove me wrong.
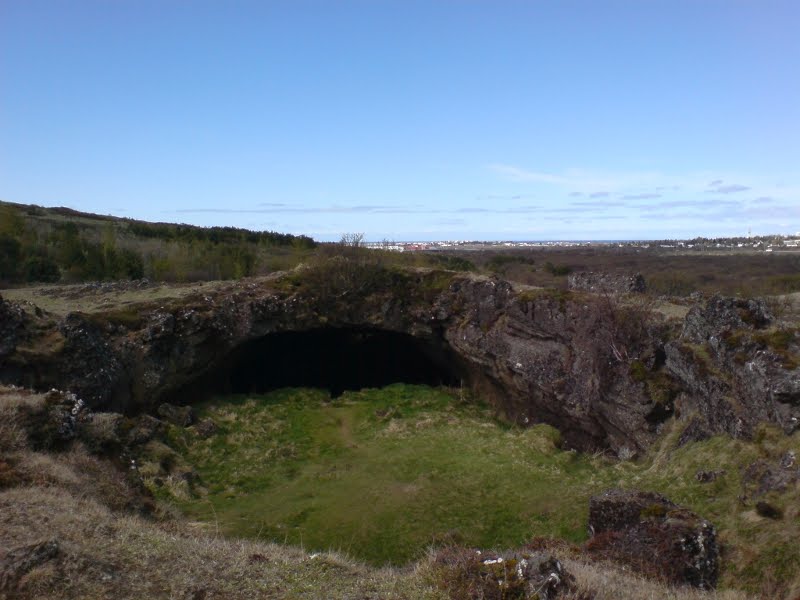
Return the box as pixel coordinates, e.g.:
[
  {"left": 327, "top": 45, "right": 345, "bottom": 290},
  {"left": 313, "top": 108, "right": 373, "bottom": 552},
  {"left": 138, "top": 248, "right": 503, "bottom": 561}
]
[
  {"left": 567, "top": 271, "right": 646, "bottom": 294},
  {"left": 695, "top": 469, "right": 725, "bottom": 483},
  {"left": 586, "top": 489, "right": 719, "bottom": 588},
  {"left": 681, "top": 295, "right": 771, "bottom": 344},
  {"left": 742, "top": 458, "right": 800, "bottom": 498},
  {"left": 157, "top": 403, "right": 195, "bottom": 427},
  {"left": 432, "top": 546, "right": 575, "bottom": 599},
  {"left": 192, "top": 418, "right": 218, "bottom": 439},
  {"left": 0, "top": 295, "right": 25, "bottom": 359},
  {"left": 126, "top": 415, "right": 167, "bottom": 445}
]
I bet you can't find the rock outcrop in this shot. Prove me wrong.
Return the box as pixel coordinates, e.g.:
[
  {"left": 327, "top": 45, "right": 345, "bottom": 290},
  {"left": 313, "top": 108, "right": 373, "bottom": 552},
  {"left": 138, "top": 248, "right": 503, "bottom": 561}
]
[
  {"left": 666, "top": 295, "right": 800, "bottom": 438},
  {"left": 1, "top": 272, "right": 798, "bottom": 453},
  {"left": 432, "top": 546, "right": 576, "bottom": 599},
  {"left": 567, "top": 271, "right": 646, "bottom": 294},
  {"left": 586, "top": 489, "right": 719, "bottom": 588},
  {"left": 0, "top": 295, "right": 25, "bottom": 360}
]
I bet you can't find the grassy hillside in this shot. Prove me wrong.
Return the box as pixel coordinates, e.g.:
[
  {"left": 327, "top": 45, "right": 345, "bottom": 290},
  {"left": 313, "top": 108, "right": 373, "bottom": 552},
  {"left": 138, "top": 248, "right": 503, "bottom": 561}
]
[
  {"left": 0, "top": 200, "right": 477, "bottom": 287},
  {"left": 0, "top": 200, "right": 317, "bottom": 284}
]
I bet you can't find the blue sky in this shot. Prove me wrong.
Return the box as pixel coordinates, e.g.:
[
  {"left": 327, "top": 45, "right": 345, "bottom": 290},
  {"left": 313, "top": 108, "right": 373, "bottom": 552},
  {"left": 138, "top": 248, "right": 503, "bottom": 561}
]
[{"left": 2, "top": 1, "right": 798, "bottom": 241}]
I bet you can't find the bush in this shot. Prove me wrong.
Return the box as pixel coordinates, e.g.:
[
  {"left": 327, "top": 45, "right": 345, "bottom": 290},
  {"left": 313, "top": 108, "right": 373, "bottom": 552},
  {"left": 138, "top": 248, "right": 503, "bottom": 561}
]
[
  {"left": 23, "top": 256, "right": 61, "bottom": 283},
  {"left": 646, "top": 272, "right": 696, "bottom": 297},
  {"left": 544, "top": 261, "right": 572, "bottom": 276},
  {"left": 629, "top": 360, "right": 648, "bottom": 383}
]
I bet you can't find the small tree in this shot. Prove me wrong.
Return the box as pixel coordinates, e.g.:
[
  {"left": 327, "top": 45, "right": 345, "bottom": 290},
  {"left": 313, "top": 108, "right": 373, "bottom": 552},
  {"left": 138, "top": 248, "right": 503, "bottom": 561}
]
[{"left": 339, "top": 232, "right": 364, "bottom": 247}]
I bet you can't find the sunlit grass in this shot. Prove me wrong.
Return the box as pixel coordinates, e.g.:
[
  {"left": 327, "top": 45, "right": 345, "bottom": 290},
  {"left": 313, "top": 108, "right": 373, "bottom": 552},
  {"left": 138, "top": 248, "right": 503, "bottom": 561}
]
[
  {"left": 160, "top": 384, "right": 800, "bottom": 594},
  {"left": 165, "top": 385, "right": 614, "bottom": 565}
]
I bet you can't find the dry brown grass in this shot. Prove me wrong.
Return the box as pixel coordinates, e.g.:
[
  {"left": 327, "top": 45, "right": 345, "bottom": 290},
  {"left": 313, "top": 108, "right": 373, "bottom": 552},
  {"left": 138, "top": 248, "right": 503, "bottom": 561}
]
[
  {"left": 562, "top": 558, "right": 751, "bottom": 600},
  {"left": 0, "top": 485, "right": 445, "bottom": 600},
  {"left": 2, "top": 480, "right": 761, "bottom": 600},
  {"left": 0, "top": 386, "right": 443, "bottom": 598},
  {"left": 0, "top": 280, "right": 223, "bottom": 316},
  {"left": 0, "top": 387, "right": 44, "bottom": 452}
]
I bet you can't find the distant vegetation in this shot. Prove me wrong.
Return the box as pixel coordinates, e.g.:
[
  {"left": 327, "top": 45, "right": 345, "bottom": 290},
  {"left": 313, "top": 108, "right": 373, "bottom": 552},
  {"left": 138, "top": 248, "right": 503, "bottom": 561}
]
[
  {"left": 0, "top": 201, "right": 316, "bottom": 285},
  {"left": 0, "top": 202, "right": 478, "bottom": 287},
  {"left": 463, "top": 246, "right": 800, "bottom": 298},
  {"left": 3, "top": 200, "right": 800, "bottom": 299}
]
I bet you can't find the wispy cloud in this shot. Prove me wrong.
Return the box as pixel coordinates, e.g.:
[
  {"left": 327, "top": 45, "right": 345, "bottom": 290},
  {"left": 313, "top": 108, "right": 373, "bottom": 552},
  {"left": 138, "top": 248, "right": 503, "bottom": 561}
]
[
  {"left": 173, "top": 208, "right": 274, "bottom": 214},
  {"left": 432, "top": 218, "right": 466, "bottom": 226},
  {"left": 620, "top": 193, "right": 662, "bottom": 200},
  {"left": 487, "top": 164, "right": 684, "bottom": 192},
  {"left": 706, "top": 180, "right": 750, "bottom": 194},
  {"left": 456, "top": 207, "right": 492, "bottom": 213},
  {"left": 504, "top": 205, "right": 541, "bottom": 213},
  {"left": 640, "top": 199, "right": 741, "bottom": 211},
  {"left": 752, "top": 196, "right": 774, "bottom": 204},
  {"left": 474, "top": 193, "right": 537, "bottom": 202},
  {"left": 173, "top": 204, "right": 423, "bottom": 215},
  {"left": 590, "top": 191, "right": 610, "bottom": 198},
  {"left": 487, "top": 164, "right": 568, "bottom": 184},
  {"left": 570, "top": 201, "right": 627, "bottom": 208}
]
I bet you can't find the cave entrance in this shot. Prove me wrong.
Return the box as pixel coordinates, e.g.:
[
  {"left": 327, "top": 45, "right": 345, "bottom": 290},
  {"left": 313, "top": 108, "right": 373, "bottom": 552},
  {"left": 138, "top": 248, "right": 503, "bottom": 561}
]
[{"left": 211, "top": 328, "right": 463, "bottom": 397}]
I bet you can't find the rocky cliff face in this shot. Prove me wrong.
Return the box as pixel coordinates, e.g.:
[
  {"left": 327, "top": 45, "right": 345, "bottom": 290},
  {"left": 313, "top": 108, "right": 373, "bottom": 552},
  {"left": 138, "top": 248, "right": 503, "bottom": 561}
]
[
  {"left": 666, "top": 296, "right": 800, "bottom": 440},
  {"left": 1, "top": 273, "right": 798, "bottom": 453}
]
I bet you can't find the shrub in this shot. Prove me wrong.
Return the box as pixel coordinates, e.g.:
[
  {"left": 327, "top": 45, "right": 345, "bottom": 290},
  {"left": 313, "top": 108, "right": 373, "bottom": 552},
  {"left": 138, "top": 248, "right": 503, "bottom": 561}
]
[
  {"left": 629, "top": 360, "right": 648, "bottom": 383},
  {"left": 23, "top": 256, "right": 61, "bottom": 283},
  {"left": 544, "top": 261, "right": 572, "bottom": 276}
]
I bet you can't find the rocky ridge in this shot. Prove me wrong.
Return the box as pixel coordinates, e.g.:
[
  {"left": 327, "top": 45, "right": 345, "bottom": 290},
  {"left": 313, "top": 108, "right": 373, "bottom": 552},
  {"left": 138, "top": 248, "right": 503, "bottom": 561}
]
[{"left": 1, "top": 271, "right": 799, "bottom": 453}]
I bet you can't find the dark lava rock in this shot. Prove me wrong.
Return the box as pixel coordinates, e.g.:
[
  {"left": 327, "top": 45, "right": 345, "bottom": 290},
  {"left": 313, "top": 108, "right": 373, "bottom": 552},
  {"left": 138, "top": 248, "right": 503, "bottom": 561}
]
[
  {"left": 433, "top": 547, "right": 575, "bottom": 599},
  {"left": 588, "top": 489, "right": 677, "bottom": 534},
  {"left": 25, "top": 390, "right": 88, "bottom": 450},
  {"left": 586, "top": 489, "right": 719, "bottom": 588},
  {"left": 126, "top": 415, "right": 166, "bottom": 445},
  {"left": 0, "top": 539, "right": 59, "bottom": 592},
  {"left": 695, "top": 469, "right": 726, "bottom": 483},
  {"left": 0, "top": 295, "right": 26, "bottom": 359},
  {"left": 5, "top": 274, "right": 798, "bottom": 459},
  {"left": 157, "top": 402, "right": 195, "bottom": 427},
  {"left": 678, "top": 416, "right": 712, "bottom": 447},
  {"left": 57, "top": 313, "right": 124, "bottom": 407},
  {"left": 567, "top": 271, "right": 646, "bottom": 294},
  {"left": 742, "top": 458, "right": 800, "bottom": 497},
  {"left": 755, "top": 500, "right": 783, "bottom": 520},
  {"left": 193, "top": 418, "right": 218, "bottom": 439},
  {"left": 681, "top": 295, "right": 771, "bottom": 344}
]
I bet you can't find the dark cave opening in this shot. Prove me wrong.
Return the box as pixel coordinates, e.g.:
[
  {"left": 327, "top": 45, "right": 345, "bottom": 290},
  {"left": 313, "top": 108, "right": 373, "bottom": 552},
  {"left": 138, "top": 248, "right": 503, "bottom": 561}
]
[{"left": 201, "top": 328, "right": 464, "bottom": 398}]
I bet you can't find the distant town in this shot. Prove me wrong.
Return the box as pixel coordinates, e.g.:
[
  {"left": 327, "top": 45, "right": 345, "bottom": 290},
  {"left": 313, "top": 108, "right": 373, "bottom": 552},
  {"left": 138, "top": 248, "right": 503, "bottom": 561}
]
[{"left": 364, "top": 234, "right": 800, "bottom": 253}]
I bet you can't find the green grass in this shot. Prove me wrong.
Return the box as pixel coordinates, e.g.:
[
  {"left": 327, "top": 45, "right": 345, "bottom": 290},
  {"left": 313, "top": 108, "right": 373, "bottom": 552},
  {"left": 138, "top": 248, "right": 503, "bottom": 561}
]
[
  {"left": 158, "top": 384, "right": 800, "bottom": 594},
  {"left": 163, "top": 384, "right": 614, "bottom": 565}
]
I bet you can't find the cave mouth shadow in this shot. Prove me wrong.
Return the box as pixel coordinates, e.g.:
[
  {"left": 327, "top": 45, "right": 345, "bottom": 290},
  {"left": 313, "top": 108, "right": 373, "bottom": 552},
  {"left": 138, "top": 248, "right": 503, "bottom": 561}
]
[{"left": 205, "top": 328, "right": 463, "bottom": 398}]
